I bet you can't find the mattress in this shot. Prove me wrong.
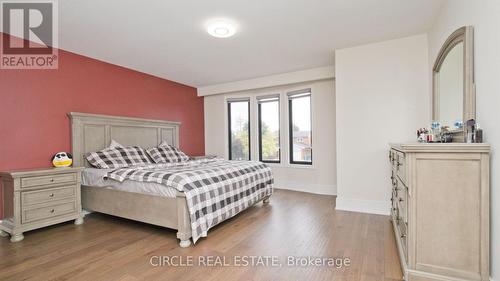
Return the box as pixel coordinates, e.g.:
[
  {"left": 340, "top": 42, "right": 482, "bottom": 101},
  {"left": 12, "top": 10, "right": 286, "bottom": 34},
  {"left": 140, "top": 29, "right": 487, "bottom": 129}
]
[{"left": 81, "top": 168, "right": 178, "bottom": 198}]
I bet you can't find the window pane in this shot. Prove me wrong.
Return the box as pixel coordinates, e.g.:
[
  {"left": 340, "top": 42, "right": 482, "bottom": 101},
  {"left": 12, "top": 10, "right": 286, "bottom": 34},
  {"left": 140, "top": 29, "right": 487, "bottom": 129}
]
[
  {"left": 259, "top": 100, "right": 280, "bottom": 162},
  {"left": 290, "top": 95, "right": 312, "bottom": 164},
  {"left": 228, "top": 101, "right": 250, "bottom": 160}
]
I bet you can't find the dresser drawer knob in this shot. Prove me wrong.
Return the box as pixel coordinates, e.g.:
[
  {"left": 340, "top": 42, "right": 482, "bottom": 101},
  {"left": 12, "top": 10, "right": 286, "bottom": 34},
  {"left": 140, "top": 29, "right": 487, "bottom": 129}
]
[
  {"left": 401, "top": 234, "right": 406, "bottom": 238},
  {"left": 50, "top": 209, "right": 55, "bottom": 213},
  {"left": 399, "top": 198, "right": 403, "bottom": 202},
  {"left": 50, "top": 179, "right": 55, "bottom": 182},
  {"left": 49, "top": 193, "right": 55, "bottom": 198}
]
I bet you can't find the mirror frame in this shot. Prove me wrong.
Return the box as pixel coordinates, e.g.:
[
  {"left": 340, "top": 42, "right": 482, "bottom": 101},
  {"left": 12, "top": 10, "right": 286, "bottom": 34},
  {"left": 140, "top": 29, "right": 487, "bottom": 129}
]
[{"left": 432, "top": 26, "right": 475, "bottom": 138}]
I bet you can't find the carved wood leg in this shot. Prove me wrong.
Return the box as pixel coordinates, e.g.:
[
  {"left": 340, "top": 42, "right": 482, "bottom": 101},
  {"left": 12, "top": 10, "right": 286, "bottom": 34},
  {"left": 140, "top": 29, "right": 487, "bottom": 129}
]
[
  {"left": 0, "top": 230, "right": 9, "bottom": 237},
  {"left": 10, "top": 233, "right": 24, "bottom": 242},
  {"left": 176, "top": 192, "right": 192, "bottom": 248},
  {"left": 179, "top": 239, "right": 191, "bottom": 248},
  {"left": 74, "top": 216, "right": 84, "bottom": 225},
  {"left": 263, "top": 196, "right": 271, "bottom": 204}
]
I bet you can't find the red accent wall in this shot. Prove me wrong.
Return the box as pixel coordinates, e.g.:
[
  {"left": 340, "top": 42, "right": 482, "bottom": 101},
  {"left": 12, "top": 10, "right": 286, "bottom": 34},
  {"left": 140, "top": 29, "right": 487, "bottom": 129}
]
[{"left": 0, "top": 32, "right": 204, "bottom": 217}]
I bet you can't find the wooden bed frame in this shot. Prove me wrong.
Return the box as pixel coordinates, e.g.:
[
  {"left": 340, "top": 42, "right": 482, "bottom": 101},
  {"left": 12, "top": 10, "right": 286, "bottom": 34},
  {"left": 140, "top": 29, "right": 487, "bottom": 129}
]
[{"left": 69, "top": 112, "right": 270, "bottom": 248}]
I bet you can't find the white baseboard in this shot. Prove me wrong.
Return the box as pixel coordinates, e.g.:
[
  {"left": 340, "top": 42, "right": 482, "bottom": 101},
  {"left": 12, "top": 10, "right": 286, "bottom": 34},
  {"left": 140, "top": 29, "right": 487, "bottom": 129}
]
[
  {"left": 335, "top": 197, "right": 390, "bottom": 215},
  {"left": 274, "top": 182, "right": 336, "bottom": 196},
  {"left": 82, "top": 209, "right": 93, "bottom": 216}
]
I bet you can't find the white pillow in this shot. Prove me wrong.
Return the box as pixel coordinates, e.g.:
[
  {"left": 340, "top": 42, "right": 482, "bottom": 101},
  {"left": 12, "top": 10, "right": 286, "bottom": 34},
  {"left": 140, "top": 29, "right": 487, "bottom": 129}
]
[
  {"left": 109, "top": 140, "right": 124, "bottom": 149},
  {"left": 159, "top": 140, "right": 170, "bottom": 147}
]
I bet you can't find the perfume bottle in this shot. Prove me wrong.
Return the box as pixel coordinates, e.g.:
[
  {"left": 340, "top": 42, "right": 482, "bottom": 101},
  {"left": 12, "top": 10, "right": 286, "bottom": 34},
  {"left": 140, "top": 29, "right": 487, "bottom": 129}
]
[
  {"left": 465, "top": 119, "right": 476, "bottom": 143},
  {"left": 475, "top": 124, "right": 483, "bottom": 143},
  {"left": 431, "top": 121, "right": 441, "bottom": 142}
]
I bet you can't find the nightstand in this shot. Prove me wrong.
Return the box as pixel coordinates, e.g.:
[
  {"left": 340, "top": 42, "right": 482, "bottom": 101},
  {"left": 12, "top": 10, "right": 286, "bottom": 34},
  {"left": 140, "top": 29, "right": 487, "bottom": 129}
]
[{"left": 0, "top": 167, "right": 84, "bottom": 242}]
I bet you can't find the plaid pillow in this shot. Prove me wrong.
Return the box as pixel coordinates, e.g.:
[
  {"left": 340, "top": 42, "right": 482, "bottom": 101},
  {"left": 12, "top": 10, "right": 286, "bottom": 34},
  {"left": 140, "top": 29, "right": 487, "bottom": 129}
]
[
  {"left": 86, "top": 146, "right": 152, "bottom": 169},
  {"left": 146, "top": 143, "right": 189, "bottom": 163}
]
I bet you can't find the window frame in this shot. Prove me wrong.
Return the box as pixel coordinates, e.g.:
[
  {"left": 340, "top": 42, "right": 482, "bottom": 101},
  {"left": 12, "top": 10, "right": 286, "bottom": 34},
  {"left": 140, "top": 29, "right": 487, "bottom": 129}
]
[
  {"left": 227, "top": 99, "right": 251, "bottom": 161},
  {"left": 257, "top": 95, "right": 281, "bottom": 164},
  {"left": 288, "top": 89, "right": 313, "bottom": 165}
]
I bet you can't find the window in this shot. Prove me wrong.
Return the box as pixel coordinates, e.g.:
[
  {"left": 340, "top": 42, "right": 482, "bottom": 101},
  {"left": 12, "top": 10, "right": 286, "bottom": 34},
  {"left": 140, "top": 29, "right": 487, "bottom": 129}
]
[
  {"left": 258, "top": 95, "right": 280, "bottom": 163},
  {"left": 228, "top": 99, "right": 251, "bottom": 160},
  {"left": 288, "top": 89, "right": 312, "bottom": 165}
]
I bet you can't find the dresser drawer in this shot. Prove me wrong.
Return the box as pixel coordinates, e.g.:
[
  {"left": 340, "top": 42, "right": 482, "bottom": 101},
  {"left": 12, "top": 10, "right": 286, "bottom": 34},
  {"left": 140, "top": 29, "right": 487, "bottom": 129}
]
[
  {"left": 21, "top": 185, "right": 76, "bottom": 206},
  {"left": 391, "top": 169, "right": 397, "bottom": 188},
  {"left": 389, "top": 150, "right": 395, "bottom": 166},
  {"left": 398, "top": 219, "right": 408, "bottom": 259},
  {"left": 397, "top": 179, "right": 408, "bottom": 224},
  {"left": 395, "top": 152, "right": 406, "bottom": 184},
  {"left": 21, "top": 173, "right": 77, "bottom": 188},
  {"left": 391, "top": 190, "right": 398, "bottom": 212},
  {"left": 391, "top": 203, "right": 399, "bottom": 223},
  {"left": 22, "top": 200, "right": 77, "bottom": 224}
]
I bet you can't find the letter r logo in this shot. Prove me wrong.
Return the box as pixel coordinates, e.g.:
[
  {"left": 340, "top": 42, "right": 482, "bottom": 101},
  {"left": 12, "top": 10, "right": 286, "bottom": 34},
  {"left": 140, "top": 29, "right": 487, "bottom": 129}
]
[{"left": 2, "top": 2, "right": 53, "bottom": 54}]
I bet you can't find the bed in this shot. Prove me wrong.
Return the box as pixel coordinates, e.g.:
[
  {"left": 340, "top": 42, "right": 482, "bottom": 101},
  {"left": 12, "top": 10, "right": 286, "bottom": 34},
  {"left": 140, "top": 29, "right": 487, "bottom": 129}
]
[{"left": 69, "top": 112, "right": 273, "bottom": 247}]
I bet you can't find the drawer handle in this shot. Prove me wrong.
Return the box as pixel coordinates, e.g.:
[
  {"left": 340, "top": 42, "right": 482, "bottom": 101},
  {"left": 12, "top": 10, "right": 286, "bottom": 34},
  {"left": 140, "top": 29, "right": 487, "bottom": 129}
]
[
  {"left": 50, "top": 179, "right": 55, "bottom": 182},
  {"left": 50, "top": 209, "right": 55, "bottom": 213},
  {"left": 401, "top": 234, "right": 406, "bottom": 238},
  {"left": 49, "top": 193, "right": 55, "bottom": 198},
  {"left": 399, "top": 198, "right": 403, "bottom": 202}
]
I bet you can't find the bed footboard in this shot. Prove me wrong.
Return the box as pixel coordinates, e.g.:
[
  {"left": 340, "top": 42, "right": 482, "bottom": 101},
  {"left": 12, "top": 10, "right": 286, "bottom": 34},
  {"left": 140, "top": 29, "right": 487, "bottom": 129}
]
[
  {"left": 81, "top": 186, "right": 192, "bottom": 247},
  {"left": 80, "top": 186, "right": 272, "bottom": 248}
]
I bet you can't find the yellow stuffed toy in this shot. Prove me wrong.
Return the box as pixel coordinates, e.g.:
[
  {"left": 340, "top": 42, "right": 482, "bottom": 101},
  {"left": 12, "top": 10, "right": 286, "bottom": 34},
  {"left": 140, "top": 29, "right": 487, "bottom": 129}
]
[{"left": 52, "top": 152, "right": 73, "bottom": 168}]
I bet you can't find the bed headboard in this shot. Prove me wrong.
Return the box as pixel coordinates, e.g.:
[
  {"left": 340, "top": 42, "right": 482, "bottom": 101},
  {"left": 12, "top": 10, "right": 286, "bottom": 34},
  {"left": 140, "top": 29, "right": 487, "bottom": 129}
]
[{"left": 68, "top": 112, "right": 180, "bottom": 167}]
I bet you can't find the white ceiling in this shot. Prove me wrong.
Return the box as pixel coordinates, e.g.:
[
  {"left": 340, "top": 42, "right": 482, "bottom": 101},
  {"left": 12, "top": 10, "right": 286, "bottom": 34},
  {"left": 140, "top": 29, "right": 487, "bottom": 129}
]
[{"left": 58, "top": 0, "right": 443, "bottom": 87}]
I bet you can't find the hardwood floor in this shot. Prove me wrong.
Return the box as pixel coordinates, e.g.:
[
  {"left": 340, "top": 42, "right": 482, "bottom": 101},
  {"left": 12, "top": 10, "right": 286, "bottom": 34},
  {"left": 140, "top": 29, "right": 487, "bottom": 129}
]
[{"left": 0, "top": 190, "right": 402, "bottom": 281}]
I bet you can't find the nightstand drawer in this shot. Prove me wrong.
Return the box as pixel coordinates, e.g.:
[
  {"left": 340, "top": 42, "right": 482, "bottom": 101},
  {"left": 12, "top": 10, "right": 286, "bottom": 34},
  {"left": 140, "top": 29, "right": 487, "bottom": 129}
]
[
  {"left": 22, "top": 185, "right": 76, "bottom": 206},
  {"left": 21, "top": 173, "right": 77, "bottom": 188},
  {"left": 22, "top": 200, "right": 77, "bottom": 224}
]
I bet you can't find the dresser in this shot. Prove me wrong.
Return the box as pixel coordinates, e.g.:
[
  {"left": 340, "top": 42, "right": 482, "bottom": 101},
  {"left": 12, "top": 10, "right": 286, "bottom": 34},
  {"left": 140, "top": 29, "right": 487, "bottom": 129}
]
[
  {"left": 0, "top": 167, "right": 84, "bottom": 242},
  {"left": 389, "top": 143, "right": 490, "bottom": 281}
]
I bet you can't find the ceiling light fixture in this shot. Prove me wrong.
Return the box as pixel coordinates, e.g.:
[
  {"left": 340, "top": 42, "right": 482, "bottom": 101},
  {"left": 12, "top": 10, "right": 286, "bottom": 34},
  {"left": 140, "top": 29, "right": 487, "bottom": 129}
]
[{"left": 207, "top": 20, "right": 236, "bottom": 38}]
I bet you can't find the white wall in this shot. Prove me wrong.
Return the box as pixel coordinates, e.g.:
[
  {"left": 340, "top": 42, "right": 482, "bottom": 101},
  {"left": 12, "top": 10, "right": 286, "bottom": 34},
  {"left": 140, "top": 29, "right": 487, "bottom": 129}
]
[
  {"left": 427, "top": 1, "right": 500, "bottom": 279},
  {"left": 204, "top": 78, "right": 336, "bottom": 195},
  {"left": 335, "top": 34, "right": 430, "bottom": 215},
  {"left": 198, "top": 66, "right": 334, "bottom": 96}
]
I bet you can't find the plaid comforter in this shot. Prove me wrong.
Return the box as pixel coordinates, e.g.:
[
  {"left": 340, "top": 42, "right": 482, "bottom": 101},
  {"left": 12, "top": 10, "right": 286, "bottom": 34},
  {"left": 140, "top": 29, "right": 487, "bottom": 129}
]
[{"left": 106, "top": 158, "right": 273, "bottom": 243}]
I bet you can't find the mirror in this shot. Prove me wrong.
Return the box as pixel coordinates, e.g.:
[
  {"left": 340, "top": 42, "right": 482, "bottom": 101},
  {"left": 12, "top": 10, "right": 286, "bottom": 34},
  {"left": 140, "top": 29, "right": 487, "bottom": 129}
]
[
  {"left": 436, "top": 42, "right": 463, "bottom": 127},
  {"left": 433, "top": 26, "right": 475, "bottom": 139}
]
